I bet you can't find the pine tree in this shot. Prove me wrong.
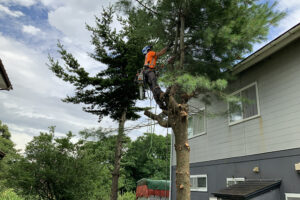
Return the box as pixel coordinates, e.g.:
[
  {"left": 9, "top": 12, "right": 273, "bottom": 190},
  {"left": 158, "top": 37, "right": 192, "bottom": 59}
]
[
  {"left": 117, "top": 0, "right": 285, "bottom": 199},
  {"left": 48, "top": 7, "right": 146, "bottom": 200}
]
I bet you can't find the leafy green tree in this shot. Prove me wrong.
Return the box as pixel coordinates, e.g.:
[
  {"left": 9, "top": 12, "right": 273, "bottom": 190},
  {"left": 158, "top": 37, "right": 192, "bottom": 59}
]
[
  {"left": 0, "top": 120, "right": 12, "bottom": 140},
  {"left": 0, "top": 121, "right": 19, "bottom": 190},
  {"left": 122, "top": 133, "right": 171, "bottom": 192},
  {"left": 8, "top": 128, "right": 106, "bottom": 200},
  {"left": 48, "top": 6, "right": 146, "bottom": 200},
  {"left": 118, "top": 0, "right": 285, "bottom": 198},
  {"left": 79, "top": 128, "right": 132, "bottom": 198}
]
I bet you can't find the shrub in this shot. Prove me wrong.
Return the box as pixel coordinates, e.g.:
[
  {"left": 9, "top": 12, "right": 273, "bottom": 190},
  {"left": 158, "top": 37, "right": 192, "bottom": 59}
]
[
  {"left": 118, "top": 192, "right": 136, "bottom": 200},
  {"left": 0, "top": 189, "right": 24, "bottom": 200}
]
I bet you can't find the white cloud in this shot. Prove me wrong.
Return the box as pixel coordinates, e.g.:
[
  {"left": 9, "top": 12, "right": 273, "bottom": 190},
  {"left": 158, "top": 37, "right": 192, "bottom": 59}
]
[
  {"left": 11, "top": 132, "right": 33, "bottom": 151},
  {"left": 47, "top": 0, "right": 119, "bottom": 51},
  {"left": 22, "top": 25, "right": 41, "bottom": 35},
  {"left": 0, "top": 33, "right": 100, "bottom": 150},
  {"left": 276, "top": 0, "right": 300, "bottom": 32},
  {"left": 0, "top": 0, "right": 37, "bottom": 7},
  {"left": 0, "top": 4, "right": 24, "bottom": 17},
  {"left": 278, "top": 0, "right": 300, "bottom": 10},
  {"left": 39, "top": 0, "right": 62, "bottom": 8}
]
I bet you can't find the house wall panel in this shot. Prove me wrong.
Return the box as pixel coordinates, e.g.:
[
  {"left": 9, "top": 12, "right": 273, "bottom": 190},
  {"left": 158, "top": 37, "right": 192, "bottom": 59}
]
[{"left": 175, "top": 38, "right": 300, "bottom": 165}]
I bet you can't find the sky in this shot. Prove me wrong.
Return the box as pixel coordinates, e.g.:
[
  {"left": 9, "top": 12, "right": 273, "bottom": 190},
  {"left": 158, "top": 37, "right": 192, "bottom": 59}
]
[{"left": 0, "top": 0, "right": 299, "bottom": 151}]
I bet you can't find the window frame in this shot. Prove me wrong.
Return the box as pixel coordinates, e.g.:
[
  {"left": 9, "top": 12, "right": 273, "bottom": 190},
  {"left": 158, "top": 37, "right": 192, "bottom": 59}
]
[
  {"left": 286, "top": 193, "right": 300, "bottom": 200},
  {"left": 226, "top": 177, "right": 245, "bottom": 187},
  {"left": 190, "top": 174, "right": 208, "bottom": 192},
  {"left": 188, "top": 107, "right": 206, "bottom": 139},
  {"left": 228, "top": 82, "right": 260, "bottom": 126}
]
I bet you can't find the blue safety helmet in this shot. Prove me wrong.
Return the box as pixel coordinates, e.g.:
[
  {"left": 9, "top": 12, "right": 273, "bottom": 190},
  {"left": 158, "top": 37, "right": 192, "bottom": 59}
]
[{"left": 142, "top": 45, "right": 152, "bottom": 55}]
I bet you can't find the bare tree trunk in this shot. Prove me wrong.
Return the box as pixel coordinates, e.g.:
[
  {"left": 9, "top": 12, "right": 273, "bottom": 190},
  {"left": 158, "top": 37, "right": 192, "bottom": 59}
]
[
  {"left": 173, "top": 111, "right": 190, "bottom": 200},
  {"left": 174, "top": 9, "right": 191, "bottom": 200},
  {"left": 179, "top": 12, "right": 185, "bottom": 69},
  {"left": 173, "top": 18, "right": 180, "bottom": 56},
  {"left": 110, "top": 110, "right": 126, "bottom": 200}
]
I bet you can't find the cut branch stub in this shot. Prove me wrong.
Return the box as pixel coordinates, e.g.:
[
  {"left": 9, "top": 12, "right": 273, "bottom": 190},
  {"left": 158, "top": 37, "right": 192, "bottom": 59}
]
[
  {"left": 179, "top": 184, "right": 184, "bottom": 190},
  {"left": 180, "top": 110, "right": 188, "bottom": 117},
  {"left": 184, "top": 142, "right": 190, "bottom": 151}
]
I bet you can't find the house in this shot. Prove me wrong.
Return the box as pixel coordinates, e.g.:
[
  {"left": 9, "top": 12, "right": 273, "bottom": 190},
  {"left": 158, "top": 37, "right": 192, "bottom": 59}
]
[
  {"left": 170, "top": 23, "right": 300, "bottom": 200},
  {"left": 0, "top": 59, "right": 12, "bottom": 90}
]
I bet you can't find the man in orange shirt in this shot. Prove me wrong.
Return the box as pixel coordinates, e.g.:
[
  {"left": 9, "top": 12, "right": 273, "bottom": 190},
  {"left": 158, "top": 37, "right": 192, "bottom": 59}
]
[{"left": 142, "top": 44, "right": 171, "bottom": 109}]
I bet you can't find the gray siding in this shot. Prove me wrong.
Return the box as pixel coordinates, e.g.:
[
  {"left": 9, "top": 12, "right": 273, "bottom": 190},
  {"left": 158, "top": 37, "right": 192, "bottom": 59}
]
[
  {"left": 171, "top": 148, "right": 300, "bottom": 200},
  {"left": 172, "top": 38, "right": 300, "bottom": 166}
]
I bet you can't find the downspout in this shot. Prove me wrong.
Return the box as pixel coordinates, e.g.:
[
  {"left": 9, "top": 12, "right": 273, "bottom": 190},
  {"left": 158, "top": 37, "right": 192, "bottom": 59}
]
[{"left": 169, "top": 131, "right": 173, "bottom": 200}]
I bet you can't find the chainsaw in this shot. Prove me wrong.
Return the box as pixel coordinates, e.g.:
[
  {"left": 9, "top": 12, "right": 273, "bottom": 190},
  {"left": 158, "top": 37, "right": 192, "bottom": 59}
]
[{"left": 136, "top": 68, "right": 145, "bottom": 100}]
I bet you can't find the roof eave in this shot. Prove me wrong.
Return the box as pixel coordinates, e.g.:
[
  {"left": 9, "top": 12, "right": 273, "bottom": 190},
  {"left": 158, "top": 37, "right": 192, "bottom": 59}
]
[
  {"left": 0, "top": 59, "right": 13, "bottom": 90},
  {"left": 233, "top": 23, "right": 300, "bottom": 75},
  {"left": 244, "top": 181, "right": 281, "bottom": 199},
  {"left": 212, "top": 180, "right": 281, "bottom": 200}
]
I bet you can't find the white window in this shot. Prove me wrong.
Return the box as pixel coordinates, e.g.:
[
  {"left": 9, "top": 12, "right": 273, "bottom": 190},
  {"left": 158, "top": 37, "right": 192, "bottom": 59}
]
[
  {"left": 226, "top": 178, "right": 245, "bottom": 187},
  {"left": 188, "top": 108, "right": 206, "bottom": 139},
  {"left": 190, "top": 174, "right": 207, "bottom": 192},
  {"left": 286, "top": 193, "right": 300, "bottom": 200},
  {"left": 228, "top": 82, "right": 260, "bottom": 125},
  {"left": 209, "top": 197, "right": 223, "bottom": 200}
]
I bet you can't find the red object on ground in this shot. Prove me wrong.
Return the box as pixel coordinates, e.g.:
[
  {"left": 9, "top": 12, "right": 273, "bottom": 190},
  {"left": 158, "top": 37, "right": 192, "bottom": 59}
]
[
  {"left": 136, "top": 185, "right": 169, "bottom": 198},
  {"left": 136, "top": 185, "right": 148, "bottom": 197}
]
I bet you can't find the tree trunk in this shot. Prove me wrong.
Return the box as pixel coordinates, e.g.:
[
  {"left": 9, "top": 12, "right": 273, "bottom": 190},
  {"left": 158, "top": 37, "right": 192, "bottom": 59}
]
[
  {"left": 174, "top": 9, "right": 190, "bottom": 200},
  {"left": 110, "top": 110, "right": 126, "bottom": 200},
  {"left": 179, "top": 12, "right": 185, "bottom": 69},
  {"left": 170, "top": 103, "right": 190, "bottom": 200}
]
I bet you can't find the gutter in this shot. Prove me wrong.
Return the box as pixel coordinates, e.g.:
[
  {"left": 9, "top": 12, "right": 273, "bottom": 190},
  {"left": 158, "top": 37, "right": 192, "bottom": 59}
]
[
  {"left": 233, "top": 23, "right": 300, "bottom": 75},
  {"left": 0, "top": 59, "right": 13, "bottom": 90}
]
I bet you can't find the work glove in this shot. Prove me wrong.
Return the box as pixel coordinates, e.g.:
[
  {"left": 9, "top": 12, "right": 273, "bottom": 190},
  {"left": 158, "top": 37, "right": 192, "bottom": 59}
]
[{"left": 167, "top": 56, "right": 176, "bottom": 64}]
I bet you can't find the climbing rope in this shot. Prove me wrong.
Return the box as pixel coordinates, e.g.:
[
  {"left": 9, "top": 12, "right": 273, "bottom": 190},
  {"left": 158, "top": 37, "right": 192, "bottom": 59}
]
[
  {"left": 145, "top": 89, "right": 154, "bottom": 132},
  {"left": 147, "top": 90, "right": 155, "bottom": 157}
]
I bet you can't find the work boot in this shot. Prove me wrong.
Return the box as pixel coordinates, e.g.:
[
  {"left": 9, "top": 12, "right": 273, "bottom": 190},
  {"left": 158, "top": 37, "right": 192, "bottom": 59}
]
[
  {"left": 153, "top": 92, "right": 166, "bottom": 110},
  {"left": 159, "top": 92, "right": 169, "bottom": 107},
  {"left": 160, "top": 92, "right": 169, "bottom": 101},
  {"left": 159, "top": 92, "right": 164, "bottom": 100},
  {"left": 157, "top": 101, "right": 167, "bottom": 110}
]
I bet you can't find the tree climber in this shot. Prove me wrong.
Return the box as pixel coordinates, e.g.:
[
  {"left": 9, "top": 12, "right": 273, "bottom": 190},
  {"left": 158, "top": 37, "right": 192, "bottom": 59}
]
[{"left": 142, "top": 44, "right": 172, "bottom": 110}]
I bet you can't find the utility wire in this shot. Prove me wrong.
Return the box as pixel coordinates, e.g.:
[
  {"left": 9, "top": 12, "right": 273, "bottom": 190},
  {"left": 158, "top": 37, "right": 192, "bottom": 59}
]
[
  {"left": 102, "top": 121, "right": 159, "bottom": 134},
  {"left": 134, "top": 0, "right": 159, "bottom": 15}
]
